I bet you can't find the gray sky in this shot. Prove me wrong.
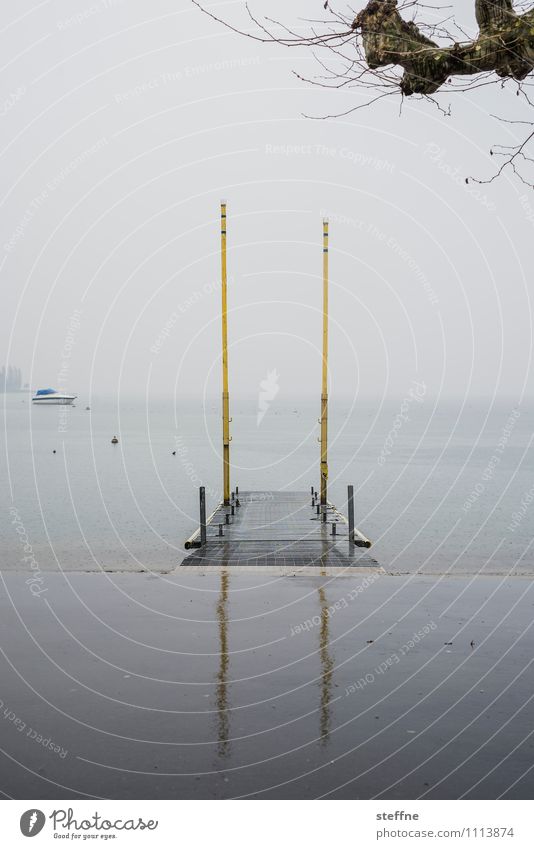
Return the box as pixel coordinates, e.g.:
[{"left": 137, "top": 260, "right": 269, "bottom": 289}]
[{"left": 1, "top": 0, "right": 532, "bottom": 401}]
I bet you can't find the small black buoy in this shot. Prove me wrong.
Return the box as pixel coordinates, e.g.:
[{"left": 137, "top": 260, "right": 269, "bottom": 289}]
[
  {"left": 85, "top": 406, "right": 90, "bottom": 410},
  {"left": 52, "top": 450, "right": 56, "bottom": 454},
  {"left": 111, "top": 436, "right": 119, "bottom": 444},
  {"left": 172, "top": 451, "right": 176, "bottom": 455}
]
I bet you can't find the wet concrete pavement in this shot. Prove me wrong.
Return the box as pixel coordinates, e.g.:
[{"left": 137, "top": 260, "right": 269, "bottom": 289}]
[{"left": 0, "top": 570, "right": 533, "bottom": 799}]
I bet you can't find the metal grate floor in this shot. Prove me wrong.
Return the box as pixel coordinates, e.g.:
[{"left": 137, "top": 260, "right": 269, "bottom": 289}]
[{"left": 180, "top": 491, "right": 379, "bottom": 571}]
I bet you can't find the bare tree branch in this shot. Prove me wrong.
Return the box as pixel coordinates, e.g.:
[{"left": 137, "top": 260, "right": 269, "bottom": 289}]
[
  {"left": 193, "top": 0, "right": 534, "bottom": 186},
  {"left": 353, "top": 0, "right": 534, "bottom": 95}
]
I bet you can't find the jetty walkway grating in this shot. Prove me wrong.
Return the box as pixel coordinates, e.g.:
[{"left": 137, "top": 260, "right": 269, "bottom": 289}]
[{"left": 180, "top": 491, "right": 380, "bottom": 572}]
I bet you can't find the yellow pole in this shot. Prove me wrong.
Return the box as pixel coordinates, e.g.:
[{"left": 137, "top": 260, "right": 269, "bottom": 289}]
[
  {"left": 221, "top": 200, "right": 231, "bottom": 505},
  {"left": 320, "top": 218, "right": 329, "bottom": 509}
]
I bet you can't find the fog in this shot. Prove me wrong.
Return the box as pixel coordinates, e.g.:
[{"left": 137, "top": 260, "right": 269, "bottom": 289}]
[{"left": 0, "top": 0, "right": 531, "bottom": 403}]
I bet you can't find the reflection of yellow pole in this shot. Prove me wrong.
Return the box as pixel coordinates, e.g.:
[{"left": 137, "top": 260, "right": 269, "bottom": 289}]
[
  {"left": 216, "top": 570, "right": 230, "bottom": 757},
  {"left": 318, "top": 585, "right": 334, "bottom": 744},
  {"left": 320, "top": 218, "right": 329, "bottom": 508},
  {"left": 221, "top": 201, "right": 230, "bottom": 505}
]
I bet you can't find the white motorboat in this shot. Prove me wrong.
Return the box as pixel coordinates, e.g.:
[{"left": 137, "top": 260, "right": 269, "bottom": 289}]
[{"left": 32, "top": 388, "right": 77, "bottom": 405}]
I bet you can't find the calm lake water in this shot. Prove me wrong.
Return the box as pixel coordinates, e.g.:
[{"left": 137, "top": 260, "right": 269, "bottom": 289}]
[{"left": 1, "top": 394, "right": 532, "bottom": 575}]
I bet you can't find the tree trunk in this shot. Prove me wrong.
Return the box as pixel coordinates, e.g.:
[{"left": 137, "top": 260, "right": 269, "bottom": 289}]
[{"left": 352, "top": 0, "right": 534, "bottom": 95}]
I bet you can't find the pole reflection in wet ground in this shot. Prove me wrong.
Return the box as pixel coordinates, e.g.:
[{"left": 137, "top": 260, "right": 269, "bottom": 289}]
[
  {"left": 317, "top": 584, "right": 334, "bottom": 746},
  {"left": 215, "top": 570, "right": 230, "bottom": 758}
]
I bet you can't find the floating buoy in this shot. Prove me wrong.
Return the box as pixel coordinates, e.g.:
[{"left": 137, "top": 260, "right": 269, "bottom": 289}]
[
  {"left": 52, "top": 449, "right": 56, "bottom": 454},
  {"left": 85, "top": 406, "right": 90, "bottom": 410},
  {"left": 172, "top": 451, "right": 176, "bottom": 455},
  {"left": 111, "top": 436, "right": 119, "bottom": 444}
]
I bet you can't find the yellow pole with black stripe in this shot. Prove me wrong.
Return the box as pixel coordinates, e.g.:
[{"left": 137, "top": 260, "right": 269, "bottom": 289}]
[
  {"left": 320, "top": 218, "right": 329, "bottom": 510},
  {"left": 221, "top": 200, "right": 231, "bottom": 505}
]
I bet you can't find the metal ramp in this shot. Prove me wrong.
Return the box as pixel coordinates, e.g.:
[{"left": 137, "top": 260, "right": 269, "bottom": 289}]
[{"left": 180, "top": 490, "right": 379, "bottom": 572}]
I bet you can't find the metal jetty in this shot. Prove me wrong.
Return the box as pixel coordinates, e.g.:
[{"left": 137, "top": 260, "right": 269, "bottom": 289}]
[
  {"left": 180, "top": 204, "right": 379, "bottom": 574},
  {"left": 182, "top": 488, "right": 377, "bottom": 573}
]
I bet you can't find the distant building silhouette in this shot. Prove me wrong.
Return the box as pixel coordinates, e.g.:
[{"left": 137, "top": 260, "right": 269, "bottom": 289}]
[{"left": 0, "top": 365, "right": 23, "bottom": 392}]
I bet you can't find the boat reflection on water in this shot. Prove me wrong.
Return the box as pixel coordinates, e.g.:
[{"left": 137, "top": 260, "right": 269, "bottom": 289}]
[{"left": 215, "top": 570, "right": 230, "bottom": 758}]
